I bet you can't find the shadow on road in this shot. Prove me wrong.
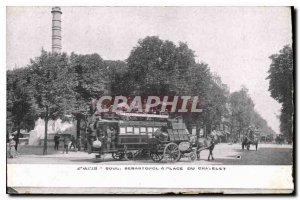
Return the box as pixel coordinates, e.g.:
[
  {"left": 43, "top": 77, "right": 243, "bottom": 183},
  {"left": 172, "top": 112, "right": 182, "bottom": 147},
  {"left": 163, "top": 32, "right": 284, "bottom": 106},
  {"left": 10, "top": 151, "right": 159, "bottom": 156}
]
[{"left": 214, "top": 147, "right": 293, "bottom": 165}]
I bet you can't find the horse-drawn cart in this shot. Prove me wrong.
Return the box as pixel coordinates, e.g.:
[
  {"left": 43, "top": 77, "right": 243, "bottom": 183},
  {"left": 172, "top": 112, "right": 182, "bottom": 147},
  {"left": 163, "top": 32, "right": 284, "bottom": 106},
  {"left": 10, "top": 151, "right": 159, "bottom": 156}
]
[{"left": 242, "top": 127, "right": 259, "bottom": 151}]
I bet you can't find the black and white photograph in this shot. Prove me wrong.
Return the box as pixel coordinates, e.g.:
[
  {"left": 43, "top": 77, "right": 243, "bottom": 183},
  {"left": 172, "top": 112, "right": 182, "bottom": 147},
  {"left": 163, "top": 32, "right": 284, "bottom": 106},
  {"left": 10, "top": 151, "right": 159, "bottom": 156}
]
[{"left": 6, "top": 6, "right": 294, "bottom": 194}]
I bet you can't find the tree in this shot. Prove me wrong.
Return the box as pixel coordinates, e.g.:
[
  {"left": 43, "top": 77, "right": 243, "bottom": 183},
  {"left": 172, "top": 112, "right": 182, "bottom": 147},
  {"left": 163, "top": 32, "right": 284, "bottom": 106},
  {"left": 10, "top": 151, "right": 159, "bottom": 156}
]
[
  {"left": 104, "top": 60, "right": 128, "bottom": 95},
  {"left": 183, "top": 62, "right": 214, "bottom": 134},
  {"left": 67, "top": 53, "right": 108, "bottom": 139},
  {"left": 266, "top": 45, "right": 293, "bottom": 141},
  {"left": 250, "top": 110, "right": 276, "bottom": 139},
  {"left": 229, "top": 87, "right": 254, "bottom": 139},
  {"left": 126, "top": 36, "right": 196, "bottom": 95},
  {"left": 7, "top": 68, "right": 36, "bottom": 142},
  {"left": 126, "top": 36, "right": 229, "bottom": 135},
  {"left": 204, "top": 81, "right": 228, "bottom": 134},
  {"left": 29, "top": 50, "right": 69, "bottom": 155}
]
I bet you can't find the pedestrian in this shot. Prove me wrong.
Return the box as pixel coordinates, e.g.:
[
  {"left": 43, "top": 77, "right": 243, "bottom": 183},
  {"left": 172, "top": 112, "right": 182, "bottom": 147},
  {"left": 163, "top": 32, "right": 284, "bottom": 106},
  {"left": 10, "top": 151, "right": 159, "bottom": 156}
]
[
  {"left": 110, "top": 127, "right": 116, "bottom": 149},
  {"left": 106, "top": 127, "right": 113, "bottom": 149},
  {"left": 83, "top": 137, "right": 88, "bottom": 151},
  {"left": 8, "top": 136, "right": 18, "bottom": 158},
  {"left": 87, "top": 122, "right": 96, "bottom": 154},
  {"left": 70, "top": 135, "right": 76, "bottom": 151},
  {"left": 13, "top": 134, "right": 19, "bottom": 151},
  {"left": 54, "top": 133, "right": 60, "bottom": 151},
  {"left": 76, "top": 136, "right": 82, "bottom": 151},
  {"left": 63, "top": 135, "right": 70, "bottom": 154}
]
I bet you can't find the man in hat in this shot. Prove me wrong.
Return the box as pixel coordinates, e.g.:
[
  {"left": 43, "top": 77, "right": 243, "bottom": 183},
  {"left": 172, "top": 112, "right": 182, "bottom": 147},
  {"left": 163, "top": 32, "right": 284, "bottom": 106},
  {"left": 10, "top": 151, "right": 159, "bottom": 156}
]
[
  {"left": 62, "top": 135, "right": 71, "bottom": 154},
  {"left": 87, "top": 122, "right": 97, "bottom": 154},
  {"left": 54, "top": 133, "right": 60, "bottom": 151},
  {"left": 106, "top": 126, "right": 116, "bottom": 149},
  {"left": 13, "top": 134, "right": 19, "bottom": 151},
  {"left": 70, "top": 135, "right": 77, "bottom": 151}
]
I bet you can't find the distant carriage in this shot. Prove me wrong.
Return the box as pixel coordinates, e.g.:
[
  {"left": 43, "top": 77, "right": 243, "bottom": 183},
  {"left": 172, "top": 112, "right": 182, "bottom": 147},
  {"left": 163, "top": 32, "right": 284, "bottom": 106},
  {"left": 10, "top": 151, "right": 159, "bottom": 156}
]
[
  {"left": 241, "top": 127, "right": 259, "bottom": 151},
  {"left": 275, "top": 134, "right": 285, "bottom": 144}
]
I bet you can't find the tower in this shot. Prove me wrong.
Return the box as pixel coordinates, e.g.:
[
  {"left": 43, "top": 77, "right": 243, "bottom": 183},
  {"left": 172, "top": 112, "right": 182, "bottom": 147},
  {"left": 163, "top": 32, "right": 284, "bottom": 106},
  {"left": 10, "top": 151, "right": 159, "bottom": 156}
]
[{"left": 51, "top": 7, "right": 62, "bottom": 53}]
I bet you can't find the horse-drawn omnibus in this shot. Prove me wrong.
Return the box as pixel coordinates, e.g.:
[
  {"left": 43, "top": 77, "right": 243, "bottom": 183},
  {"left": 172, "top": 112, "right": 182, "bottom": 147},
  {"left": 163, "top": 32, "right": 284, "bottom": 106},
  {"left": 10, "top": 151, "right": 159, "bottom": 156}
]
[{"left": 88, "top": 112, "right": 216, "bottom": 162}]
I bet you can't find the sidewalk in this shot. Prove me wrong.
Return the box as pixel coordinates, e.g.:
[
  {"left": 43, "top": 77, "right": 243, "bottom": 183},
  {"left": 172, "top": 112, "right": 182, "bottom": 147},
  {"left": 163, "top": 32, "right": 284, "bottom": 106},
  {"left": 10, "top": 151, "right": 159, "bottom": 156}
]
[
  {"left": 21, "top": 151, "right": 94, "bottom": 158},
  {"left": 7, "top": 144, "right": 94, "bottom": 158}
]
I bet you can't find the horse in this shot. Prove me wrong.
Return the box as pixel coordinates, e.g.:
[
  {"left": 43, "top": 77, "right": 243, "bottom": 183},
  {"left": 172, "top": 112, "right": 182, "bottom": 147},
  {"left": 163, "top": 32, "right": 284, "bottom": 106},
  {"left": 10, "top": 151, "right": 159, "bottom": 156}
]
[
  {"left": 190, "top": 135, "right": 218, "bottom": 161},
  {"left": 241, "top": 135, "right": 258, "bottom": 151}
]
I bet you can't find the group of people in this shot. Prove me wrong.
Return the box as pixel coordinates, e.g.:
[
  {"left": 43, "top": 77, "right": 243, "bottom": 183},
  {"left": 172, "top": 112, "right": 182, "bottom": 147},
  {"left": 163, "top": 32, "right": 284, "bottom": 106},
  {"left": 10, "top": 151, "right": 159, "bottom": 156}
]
[
  {"left": 86, "top": 121, "right": 117, "bottom": 155},
  {"left": 54, "top": 134, "right": 87, "bottom": 154}
]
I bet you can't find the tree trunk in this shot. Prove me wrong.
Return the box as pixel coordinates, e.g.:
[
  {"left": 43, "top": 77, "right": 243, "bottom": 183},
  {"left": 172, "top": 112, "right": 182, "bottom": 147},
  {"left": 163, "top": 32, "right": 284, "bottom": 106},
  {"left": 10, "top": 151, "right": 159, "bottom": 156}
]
[
  {"left": 43, "top": 118, "right": 48, "bottom": 155},
  {"left": 206, "top": 123, "right": 211, "bottom": 137},
  {"left": 17, "top": 125, "right": 21, "bottom": 137},
  {"left": 43, "top": 108, "right": 49, "bottom": 155},
  {"left": 6, "top": 130, "right": 9, "bottom": 143},
  {"left": 16, "top": 123, "right": 21, "bottom": 140},
  {"left": 84, "top": 116, "right": 88, "bottom": 138},
  {"left": 76, "top": 117, "right": 81, "bottom": 139},
  {"left": 16, "top": 125, "right": 21, "bottom": 150},
  {"left": 230, "top": 122, "right": 233, "bottom": 142}
]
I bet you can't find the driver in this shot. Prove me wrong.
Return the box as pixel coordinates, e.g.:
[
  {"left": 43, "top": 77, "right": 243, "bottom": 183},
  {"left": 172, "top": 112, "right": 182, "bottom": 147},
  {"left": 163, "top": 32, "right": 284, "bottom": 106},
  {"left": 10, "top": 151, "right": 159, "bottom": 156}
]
[{"left": 154, "top": 127, "right": 169, "bottom": 141}]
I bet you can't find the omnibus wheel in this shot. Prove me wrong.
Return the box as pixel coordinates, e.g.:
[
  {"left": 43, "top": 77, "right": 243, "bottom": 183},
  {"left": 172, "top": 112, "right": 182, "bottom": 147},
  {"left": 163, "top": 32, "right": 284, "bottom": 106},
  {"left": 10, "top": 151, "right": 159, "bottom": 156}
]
[
  {"left": 150, "top": 152, "right": 163, "bottom": 162},
  {"left": 124, "top": 151, "right": 134, "bottom": 161},
  {"left": 112, "top": 152, "right": 123, "bottom": 160},
  {"left": 189, "top": 151, "right": 197, "bottom": 161},
  {"left": 163, "top": 143, "right": 181, "bottom": 162}
]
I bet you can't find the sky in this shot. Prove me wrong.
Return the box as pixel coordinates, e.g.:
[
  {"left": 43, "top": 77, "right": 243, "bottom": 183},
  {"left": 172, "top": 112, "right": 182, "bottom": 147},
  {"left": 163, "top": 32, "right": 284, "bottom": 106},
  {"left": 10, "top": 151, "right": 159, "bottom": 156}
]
[{"left": 6, "top": 7, "right": 293, "bottom": 134}]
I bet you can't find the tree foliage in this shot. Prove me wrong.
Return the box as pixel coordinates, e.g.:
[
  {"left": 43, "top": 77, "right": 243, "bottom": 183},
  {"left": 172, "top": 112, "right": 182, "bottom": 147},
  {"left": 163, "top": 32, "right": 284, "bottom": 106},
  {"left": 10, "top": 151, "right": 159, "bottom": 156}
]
[
  {"left": 229, "top": 87, "right": 276, "bottom": 139},
  {"left": 28, "top": 50, "right": 69, "bottom": 154},
  {"left": 66, "top": 53, "right": 109, "bottom": 138},
  {"left": 126, "top": 36, "right": 196, "bottom": 95},
  {"left": 104, "top": 60, "right": 128, "bottom": 95},
  {"left": 6, "top": 36, "right": 278, "bottom": 150},
  {"left": 125, "top": 36, "right": 229, "bottom": 134},
  {"left": 7, "top": 68, "right": 37, "bottom": 138},
  {"left": 266, "top": 45, "right": 293, "bottom": 141},
  {"left": 229, "top": 87, "right": 254, "bottom": 137}
]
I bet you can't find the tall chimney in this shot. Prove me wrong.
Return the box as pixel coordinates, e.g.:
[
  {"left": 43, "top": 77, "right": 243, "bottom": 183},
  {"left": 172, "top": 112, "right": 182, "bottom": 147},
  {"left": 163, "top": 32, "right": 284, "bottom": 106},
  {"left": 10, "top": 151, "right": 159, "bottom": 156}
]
[{"left": 51, "top": 7, "right": 62, "bottom": 53}]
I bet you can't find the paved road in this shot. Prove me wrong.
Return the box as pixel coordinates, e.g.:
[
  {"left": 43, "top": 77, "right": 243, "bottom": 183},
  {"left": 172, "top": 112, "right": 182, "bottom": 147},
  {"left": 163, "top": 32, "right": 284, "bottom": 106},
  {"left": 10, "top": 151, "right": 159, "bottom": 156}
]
[{"left": 7, "top": 143, "right": 293, "bottom": 165}]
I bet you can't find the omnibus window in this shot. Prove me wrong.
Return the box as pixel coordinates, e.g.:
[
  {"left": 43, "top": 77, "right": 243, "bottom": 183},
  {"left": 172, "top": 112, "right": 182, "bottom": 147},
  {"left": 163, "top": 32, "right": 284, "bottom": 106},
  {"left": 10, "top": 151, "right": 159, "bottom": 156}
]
[
  {"left": 141, "top": 127, "right": 146, "bottom": 135},
  {"left": 120, "top": 127, "right": 126, "bottom": 134},
  {"left": 134, "top": 127, "right": 140, "bottom": 134},
  {"left": 140, "top": 127, "right": 146, "bottom": 133},
  {"left": 192, "top": 126, "right": 197, "bottom": 135},
  {"left": 147, "top": 127, "right": 153, "bottom": 133},
  {"left": 126, "top": 127, "right": 133, "bottom": 133}
]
